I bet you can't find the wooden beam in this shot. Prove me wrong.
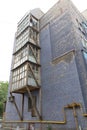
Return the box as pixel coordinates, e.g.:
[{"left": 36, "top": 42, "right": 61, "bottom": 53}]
[
  {"left": 10, "top": 93, "right": 23, "bottom": 120},
  {"left": 29, "top": 45, "right": 39, "bottom": 64},
  {"left": 39, "top": 88, "right": 42, "bottom": 116},
  {"left": 28, "top": 63, "right": 39, "bottom": 87},
  {"left": 26, "top": 86, "right": 42, "bottom": 120}
]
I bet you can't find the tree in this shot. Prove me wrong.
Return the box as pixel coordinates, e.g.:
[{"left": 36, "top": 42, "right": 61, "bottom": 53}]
[{"left": 0, "top": 81, "right": 8, "bottom": 118}]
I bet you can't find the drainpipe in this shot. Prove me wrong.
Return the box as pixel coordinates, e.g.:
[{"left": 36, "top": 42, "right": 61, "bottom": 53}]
[{"left": 72, "top": 106, "right": 79, "bottom": 130}]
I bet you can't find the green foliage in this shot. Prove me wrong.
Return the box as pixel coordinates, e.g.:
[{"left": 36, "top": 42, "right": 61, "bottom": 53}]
[
  {"left": 47, "top": 125, "right": 52, "bottom": 130},
  {"left": 0, "top": 81, "right": 8, "bottom": 117}
]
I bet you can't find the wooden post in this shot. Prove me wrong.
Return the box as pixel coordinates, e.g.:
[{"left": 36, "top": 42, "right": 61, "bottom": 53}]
[
  {"left": 29, "top": 45, "right": 39, "bottom": 64},
  {"left": 28, "top": 63, "right": 39, "bottom": 87}
]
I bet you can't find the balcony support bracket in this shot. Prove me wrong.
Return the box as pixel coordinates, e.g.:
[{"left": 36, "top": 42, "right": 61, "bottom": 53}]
[
  {"left": 10, "top": 92, "right": 23, "bottom": 121},
  {"left": 26, "top": 86, "right": 42, "bottom": 120}
]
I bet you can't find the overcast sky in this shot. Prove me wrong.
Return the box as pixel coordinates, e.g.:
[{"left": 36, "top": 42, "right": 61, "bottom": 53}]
[{"left": 0, "top": 0, "right": 87, "bottom": 82}]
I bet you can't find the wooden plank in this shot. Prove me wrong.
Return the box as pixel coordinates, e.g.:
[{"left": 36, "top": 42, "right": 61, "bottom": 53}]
[{"left": 29, "top": 45, "right": 39, "bottom": 64}]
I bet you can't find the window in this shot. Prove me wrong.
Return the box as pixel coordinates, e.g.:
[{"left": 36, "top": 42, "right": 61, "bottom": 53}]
[
  {"left": 32, "top": 96, "right": 36, "bottom": 117},
  {"left": 36, "top": 48, "right": 38, "bottom": 58},
  {"left": 36, "top": 66, "right": 38, "bottom": 71},
  {"left": 30, "top": 16, "right": 38, "bottom": 29},
  {"left": 32, "top": 64, "right": 35, "bottom": 70},
  {"left": 30, "top": 28, "right": 33, "bottom": 39},
  {"left": 82, "top": 22, "right": 87, "bottom": 32},
  {"left": 29, "top": 48, "right": 33, "bottom": 56},
  {"left": 78, "top": 21, "right": 87, "bottom": 34},
  {"left": 76, "top": 20, "right": 86, "bottom": 35},
  {"left": 29, "top": 28, "right": 37, "bottom": 42},
  {"left": 82, "top": 38, "right": 87, "bottom": 49},
  {"left": 12, "top": 64, "right": 27, "bottom": 91},
  {"left": 83, "top": 51, "right": 87, "bottom": 64},
  {"left": 28, "top": 96, "right": 37, "bottom": 117},
  {"left": 28, "top": 69, "right": 32, "bottom": 78},
  {"left": 78, "top": 26, "right": 85, "bottom": 35},
  {"left": 32, "top": 64, "right": 39, "bottom": 77},
  {"left": 28, "top": 97, "right": 32, "bottom": 111},
  {"left": 17, "top": 15, "right": 29, "bottom": 36},
  {"left": 29, "top": 46, "right": 39, "bottom": 63},
  {"left": 32, "top": 46, "right": 39, "bottom": 58},
  {"left": 14, "top": 47, "right": 28, "bottom": 68},
  {"left": 33, "top": 31, "right": 37, "bottom": 41}
]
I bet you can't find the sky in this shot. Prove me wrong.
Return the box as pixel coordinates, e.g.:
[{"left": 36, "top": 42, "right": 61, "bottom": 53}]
[{"left": 0, "top": 0, "right": 87, "bottom": 82}]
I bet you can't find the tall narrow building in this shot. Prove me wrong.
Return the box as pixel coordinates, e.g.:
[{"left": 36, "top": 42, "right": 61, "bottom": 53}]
[{"left": 4, "top": 0, "right": 87, "bottom": 129}]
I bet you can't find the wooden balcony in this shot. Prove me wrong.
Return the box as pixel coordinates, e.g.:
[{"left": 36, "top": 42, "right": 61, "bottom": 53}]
[
  {"left": 11, "top": 84, "right": 40, "bottom": 94},
  {"left": 11, "top": 61, "right": 41, "bottom": 93}
]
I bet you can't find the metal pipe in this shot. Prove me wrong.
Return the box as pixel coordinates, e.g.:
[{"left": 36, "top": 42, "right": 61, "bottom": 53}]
[
  {"left": 70, "top": 103, "right": 87, "bottom": 117},
  {"left": 3, "top": 102, "right": 87, "bottom": 125},
  {"left": 3, "top": 120, "right": 66, "bottom": 124},
  {"left": 3, "top": 107, "right": 67, "bottom": 124},
  {"left": 72, "top": 106, "right": 79, "bottom": 130},
  {"left": 79, "top": 104, "right": 87, "bottom": 117}
]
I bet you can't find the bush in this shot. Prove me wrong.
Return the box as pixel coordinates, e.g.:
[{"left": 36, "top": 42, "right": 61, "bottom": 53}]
[{"left": 47, "top": 125, "right": 52, "bottom": 130}]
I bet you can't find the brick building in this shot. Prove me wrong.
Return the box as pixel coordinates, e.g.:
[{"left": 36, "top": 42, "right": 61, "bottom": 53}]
[{"left": 4, "top": 0, "right": 87, "bottom": 129}]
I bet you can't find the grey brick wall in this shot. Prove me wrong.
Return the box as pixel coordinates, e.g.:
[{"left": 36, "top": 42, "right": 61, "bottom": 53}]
[
  {"left": 6, "top": 94, "right": 22, "bottom": 120},
  {"left": 40, "top": 23, "right": 86, "bottom": 129},
  {"left": 40, "top": 4, "right": 87, "bottom": 129},
  {"left": 40, "top": 0, "right": 70, "bottom": 29}
]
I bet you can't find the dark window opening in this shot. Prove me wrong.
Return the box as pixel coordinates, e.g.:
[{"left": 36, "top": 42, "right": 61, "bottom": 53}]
[
  {"left": 32, "top": 96, "right": 36, "bottom": 117},
  {"left": 28, "top": 96, "right": 37, "bottom": 117},
  {"left": 30, "top": 16, "right": 38, "bottom": 29},
  {"left": 32, "top": 64, "right": 35, "bottom": 70},
  {"left": 78, "top": 27, "right": 85, "bottom": 35},
  {"left": 28, "top": 97, "right": 32, "bottom": 111}
]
